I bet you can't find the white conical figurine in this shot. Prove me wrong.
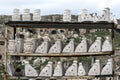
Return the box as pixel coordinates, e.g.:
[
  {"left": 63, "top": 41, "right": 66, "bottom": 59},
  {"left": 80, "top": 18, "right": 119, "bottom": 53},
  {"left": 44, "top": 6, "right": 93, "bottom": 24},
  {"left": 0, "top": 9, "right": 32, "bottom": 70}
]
[
  {"left": 63, "top": 9, "right": 71, "bottom": 22},
  {"left": 88, "top": 60, "right": 100, "bottom": 75},
  {"left": 48, "top": 39, "right": 62, "bottom": 53},
  {"left": 102, "top": 36, "right": 112, "bottom": 52},
  {"left": 12, "top": 9, "right": 21, "bottom": 21},
  {"left": 33, "top": 9, "right": 41, "bottom": 21},
  {"left": 63, "top": 39, "right": 74, "bottom": 53},
  {"left": 65, "top": 60, "right": 78, "bottom": 76},
  {"left": 75, "top": 37, "right": 87, "bottom": 53},
  {"left": 78, "top": 62, "right": 86, "bottom": 76},
  {"left": 53, "top": 61, "right": 63, "bottom": 76},
  {"left": 7, "top": 60, "right": 15, "bottom": 76},
  {"left": 88, "top": 37, "right": 102, "bottom": 52},
  {"left": 35, "top": 39, "right": 50, "bottom": 53},
  {"left": 39, "top": 61, "right": 53, "bottom": 77},
  {"left": 101, "top": 59, "right": 113, "bottom": 75},
  {"left": 22, "top": 60, "right": 38, "bottom": 77},
  {"left": 22, "top": 9, "right": 31, "bottom": 21}
]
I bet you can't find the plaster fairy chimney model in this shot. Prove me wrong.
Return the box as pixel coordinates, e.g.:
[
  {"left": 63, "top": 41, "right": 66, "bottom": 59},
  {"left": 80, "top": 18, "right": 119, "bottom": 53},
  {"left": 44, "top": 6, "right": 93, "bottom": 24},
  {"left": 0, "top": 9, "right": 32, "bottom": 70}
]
[
  {"left": 62, "top": 39, "right": 74, "bottom": 53},
  {"left": 88, "top": 37, "right": 102, "bottom": 52},
  {"left": 8, "top": 40, "right": 16, "bottom": 54},
  {"left": 7, "top": 60, "right": 15, "bottom": 76},
  {"left": 22, "top": 9, "right": 31, "bottom": 21},
  {"left": 12, "top": 9, "right": 21, "bottom": 21},
  {"left": 63, "top": 9, "right": 71, "bottom": 22},
  {"left": 65, "top": 60, "right": 78, "bottom": 76},
  {"left": 35, "top": 39, "right": 50, "bottom": 53},
  {"left": 33, "top": 9, "right": 41, "bottom": 21},
  {"left": 48, "top": 39, "right": 62, "bottom": 53},
  {"left": 75, "top": 37, "right": 87, "bottom": 53},
  {"left": 39, "top": 61, "right": 53, "bottom": 77},
  {"left": 22, "top": 60, "right": 38, "bottom": 77},
  {"left": 78, "top": 62, "right": 86, "bottom": 76},
  {"left": 102, "top": 36, "right": 112, "bottom": 52},
  {"left": 101, "top": 59, "right": 113, "bottom": 75},
  {"left": 53, "top": 61, "right": 63, "bottom": 76},
  {"left": 78, "top": 9, "right": 93, "bottom": 22},
  {"left": 88, "top": 60, "right": 100, "bottom": 75}
]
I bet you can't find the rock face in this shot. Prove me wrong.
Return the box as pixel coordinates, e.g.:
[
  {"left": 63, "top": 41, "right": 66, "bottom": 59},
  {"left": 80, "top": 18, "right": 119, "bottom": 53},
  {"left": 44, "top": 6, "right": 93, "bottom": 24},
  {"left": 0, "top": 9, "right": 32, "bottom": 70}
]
[
  {"left": 22, "top": 60, "right": 38, "bottom": 77},
  {"left": 22, "top": 9, "right": 31, "bottom": 21},
  {"left": 12, "top": 9, "right": 21, "bottom": 21},
  {"left": 88, "top": 60, "right": 100, "bottom": 75},
  {"left": 88, "top": 37, "right": 102, "bottom": 52},
  {"left": 75, "top": 37, "right": 87, "bottom": 53},
  {"left": 78, "top": 62, "right": 86, "bottom": 76},
  {"left": 39, "top": 61, "right": 53, "bottom": 77},
  {"left": 101, "top": 59, "right": 113, "bottom": 75},
  {"left": 63, "top": 39, "right": 74, "bottom": 53},
  {"left": 33, "top": 9, "right": 41, "bottom": 21},
  {"left": 63, "top": 9, "right": 71, "bottom": 22},
  {"left": 35, "top": 39, "right": 50, "bottom": 53},
  {"left": 53, "top": 61, "right": 63, "bottom": 76},
  {"left": 102, "top": 36, "right": 112, "bottom": 51},
  {"left": 65, "top": 60, "right": 78, "bottom": 76},
  {"left": 48, "top": 39, "right": 62, "bottom": 53}
]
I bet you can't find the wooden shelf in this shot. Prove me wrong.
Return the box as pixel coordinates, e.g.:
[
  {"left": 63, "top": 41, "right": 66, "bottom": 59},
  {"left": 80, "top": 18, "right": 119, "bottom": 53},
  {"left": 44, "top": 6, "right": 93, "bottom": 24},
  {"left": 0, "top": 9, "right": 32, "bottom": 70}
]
[{"left": 8, "top": 51, "right": 113, "bottom": 57}]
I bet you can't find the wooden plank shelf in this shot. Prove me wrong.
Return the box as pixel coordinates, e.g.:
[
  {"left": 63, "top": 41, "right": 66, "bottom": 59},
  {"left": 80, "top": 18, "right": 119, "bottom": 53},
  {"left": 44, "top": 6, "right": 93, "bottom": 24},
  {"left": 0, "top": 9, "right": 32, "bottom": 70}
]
[{"left": 8, "top": 51, "right": 113, "bottom": 57}]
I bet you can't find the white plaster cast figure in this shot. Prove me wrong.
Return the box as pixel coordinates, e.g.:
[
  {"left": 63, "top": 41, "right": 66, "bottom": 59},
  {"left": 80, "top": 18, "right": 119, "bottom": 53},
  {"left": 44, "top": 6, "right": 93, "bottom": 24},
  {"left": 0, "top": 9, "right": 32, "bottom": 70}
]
[
  {"left": 63, "top": 9, "right": 71, "bottom": 22},
  {"left": 88, "top": 37, "right": 102, "bottom": 52},
  {"left": 88, "top": 60, "right": 100, "bottom": 75},
  {"left": 12, "top": 9, "right": 21, "bottom": 21},
  {"left": 22, "top": 60, "right": 38, "bottom": 77},
  {"left": 39, "top": 61, "right": 53, "bottom": 77},
  {"left": 63, "top": 39, "right": 74, "bottom": 53},
  {"left": 75, "top": 37, "right": 87, "bottom": 53},
  {"left": 78, "top": 9, "right": 93, "bottom": 22},
  {"left": 33, "top": 9, "right": 41, "bottom": 21},
  {"left": 78, "top": 62, "right": 86, "bottom": 76},
  {"left": 7, "top": 60, "right": 15, "bottom": 76},
  {"left": 33, "top": 58, "right": 41, "bottom": 67},
  {"left": 35, "top": 39, "right": 50, "bottom": 53},
  {"left": 53, "top": 61, "right": 63, "bottom": 76},
  {"left": 8, "top": 40, "right": 16, "bottom": 54},
  {"left": 101, "top": 59, "right": 113, "bottom": 75},
  {"left": 22, "top": 9, "right": 31, "bottom": 21},
  {"left": 65, "top": 60, "right": 78, "bottom": 76},
  {"left": 48, "top": 39, "right": 62, "bottom": 53},
  {"left": 102, "top": 36, "right": 112, "bottom": 52}
]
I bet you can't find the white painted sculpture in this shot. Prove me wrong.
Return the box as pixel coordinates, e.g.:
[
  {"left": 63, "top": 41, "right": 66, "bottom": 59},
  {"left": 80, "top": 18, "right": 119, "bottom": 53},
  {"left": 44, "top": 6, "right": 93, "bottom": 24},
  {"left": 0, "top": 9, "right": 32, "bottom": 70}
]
[
  {"left": 22, "top": 60, "right": 38, "bottom": 77},
  {"left": 33, "top": 58, "right": 41, "bottom": 67},
  {"left": 7, "top": 60, "right": 15, "bottom": 76},
  {"left": 12, "top": 9, "right": 21, "bottom": 21},
  {"left": 53, "top": 61, "right": 63, "bottom": 76},
  {"left": 88, "top": 60, "right": 100, "bottom": 75},
  {"left": 75, "top": 37, "right": 87, "bottom": 53},
  {"left": 39, "top": 61, "right": 53, "bottom": 77},
  {"left": 35, "top": 39, "right": 50, "bottom": 53},
  {"left": 78, "top": 62, "right": 86, "bottom": 76},
  {"left": 63, "top": 9, "right": 71, "bottom": 22},
  {"left": 65, "top": 60, "right": 78, "bottom": 76},
  {"left": 24, "top": 39, "right": 34, "bottom": 53},
  {"left": 16, "top": 38, "right": 24, "bottom": 53},
  {"left": 63, "top": 39, "right": 74, "bottom": 53},
  {"left": 88, "top": 37, "right": 102, "bottom": 52},
  {"left": 78, "top": 9, "right": 93, "bottom": 22},
  {"left": 22, "top": 9, "right": 31, "bottom": 21},
  {"left": 48, "top": 39, "right": 62, "bottom": 53},
  {"left": 102, "top": 36, "right": 112, "bottom": 51},
  {"left": 101, "top": 59, "right": 113, "bottom": 75},
  {"left": 8, "top": 40, "right": 16, "bottom": 54},
  {"left": 33, "top": 9, "right": 41, "bottom": 21}
]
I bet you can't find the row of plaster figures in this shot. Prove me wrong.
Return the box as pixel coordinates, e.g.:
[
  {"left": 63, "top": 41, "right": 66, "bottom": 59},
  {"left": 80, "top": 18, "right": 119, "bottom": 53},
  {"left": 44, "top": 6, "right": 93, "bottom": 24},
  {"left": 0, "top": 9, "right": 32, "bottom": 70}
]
[
  {"left": 35, "top": 36, "right": 112, "bottom": 54},
  {"left": 7, "top": 59, "right": 113, "bottom": 77},
  {"left": 12, "top": 8, "right": 117, "bottom": 24}
]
